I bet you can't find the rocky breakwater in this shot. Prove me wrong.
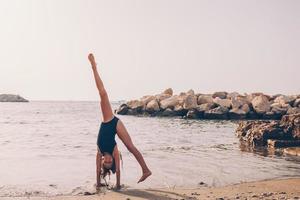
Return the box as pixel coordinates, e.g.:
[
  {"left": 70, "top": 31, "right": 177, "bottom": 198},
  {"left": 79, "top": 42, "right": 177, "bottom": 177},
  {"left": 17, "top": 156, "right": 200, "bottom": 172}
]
[
  {"left": 0, "top": 94, "right": 29, "bottom": 102},
  {"left": 116, "top": 88, "right": 300, "bottom": 120},
  {"left": 236, "top": 114, "right": 300, "bottom": 155}
]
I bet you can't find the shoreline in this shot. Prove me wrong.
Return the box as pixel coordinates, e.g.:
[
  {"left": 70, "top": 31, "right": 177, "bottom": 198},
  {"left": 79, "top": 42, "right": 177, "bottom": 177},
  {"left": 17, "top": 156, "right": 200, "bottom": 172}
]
[{"left": 3, "top": 178, "right": 300, "bottom": 200}]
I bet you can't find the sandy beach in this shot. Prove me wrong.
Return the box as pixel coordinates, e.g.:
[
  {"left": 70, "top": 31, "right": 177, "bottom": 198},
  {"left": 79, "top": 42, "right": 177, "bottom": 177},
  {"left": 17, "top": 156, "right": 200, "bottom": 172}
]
[{"left": 3, "top": 178, "right": 299, "bottom": 200}]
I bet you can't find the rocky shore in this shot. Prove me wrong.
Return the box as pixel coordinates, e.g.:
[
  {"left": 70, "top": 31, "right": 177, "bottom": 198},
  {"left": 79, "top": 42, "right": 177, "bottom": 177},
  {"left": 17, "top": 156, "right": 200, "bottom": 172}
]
[
  {"left": 116, "top": 88, "right": 300, "bottom": 120},
  {"left": 0, "top": 94, "right": 29, "bottom": 102},
  {"left": 236, "top": 113, "right": 300, "bottom": 154}
]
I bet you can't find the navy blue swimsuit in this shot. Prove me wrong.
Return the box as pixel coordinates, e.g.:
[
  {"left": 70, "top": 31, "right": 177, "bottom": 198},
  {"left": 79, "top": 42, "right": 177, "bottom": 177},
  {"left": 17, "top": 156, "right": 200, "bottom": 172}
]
[{"left": 97, "top": 116, "right": 119, "bottom": 155}]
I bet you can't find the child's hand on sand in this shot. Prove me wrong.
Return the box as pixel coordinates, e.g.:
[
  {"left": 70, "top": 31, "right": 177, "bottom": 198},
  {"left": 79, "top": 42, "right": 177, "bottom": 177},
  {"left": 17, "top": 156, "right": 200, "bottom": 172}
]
[
  {"left": 112, "top": 184, "right": 122, "bottom": 191},
  {"left": 88, "top": 53, "right": 97, "bottom": 70}
]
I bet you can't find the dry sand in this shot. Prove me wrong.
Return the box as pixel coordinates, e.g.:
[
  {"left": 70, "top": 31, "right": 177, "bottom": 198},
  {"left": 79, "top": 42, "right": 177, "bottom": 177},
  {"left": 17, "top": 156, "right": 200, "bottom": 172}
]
[{"left": 2, "top": 178, "right": 300, "bottom": 200}]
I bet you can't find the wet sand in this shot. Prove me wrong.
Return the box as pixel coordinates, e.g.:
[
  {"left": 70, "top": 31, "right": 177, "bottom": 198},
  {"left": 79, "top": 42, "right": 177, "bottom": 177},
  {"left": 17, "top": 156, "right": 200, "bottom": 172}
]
[{"left": 3, "top": 178, "right": 300, "bottom": 200}]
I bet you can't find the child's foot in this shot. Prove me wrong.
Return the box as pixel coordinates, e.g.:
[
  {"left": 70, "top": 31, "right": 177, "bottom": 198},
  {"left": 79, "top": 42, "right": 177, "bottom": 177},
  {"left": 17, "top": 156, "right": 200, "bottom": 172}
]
[{"left": 137, "top": 170, "right": 152, "bottom": 183}]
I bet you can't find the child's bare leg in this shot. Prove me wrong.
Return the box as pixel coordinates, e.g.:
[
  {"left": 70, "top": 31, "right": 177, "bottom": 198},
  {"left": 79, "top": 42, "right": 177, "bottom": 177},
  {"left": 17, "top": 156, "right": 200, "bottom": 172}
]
[
  {"left": 117, "top": 120, "right": 151, "bottom": 183},
  {"left": 88, "top": 53, "right": 114, "bottom": 122}
]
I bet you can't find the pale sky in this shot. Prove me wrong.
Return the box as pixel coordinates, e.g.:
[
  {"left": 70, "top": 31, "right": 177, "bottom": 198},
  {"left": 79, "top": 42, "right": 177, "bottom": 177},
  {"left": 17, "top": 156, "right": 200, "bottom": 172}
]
[{"left": 0, "top": 0, "right": 299, "bottom": 101}]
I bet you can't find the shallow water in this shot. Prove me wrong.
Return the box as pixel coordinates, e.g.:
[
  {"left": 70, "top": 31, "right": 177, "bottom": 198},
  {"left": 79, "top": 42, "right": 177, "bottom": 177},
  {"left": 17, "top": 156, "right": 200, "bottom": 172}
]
[{"left": 0, "top": 101, "right": 299, "bottom": 197}]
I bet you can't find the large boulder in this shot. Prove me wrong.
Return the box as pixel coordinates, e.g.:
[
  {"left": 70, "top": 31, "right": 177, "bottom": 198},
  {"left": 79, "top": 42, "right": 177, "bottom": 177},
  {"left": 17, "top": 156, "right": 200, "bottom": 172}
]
[
  {"left": 183, "top": 95, "right": 197, "bottom": 110},
  {"left": 270, "top": 102, "right": 290, "bottom": 116},
  {"left": 287, "top": 107, "right": 300, "bottom": 115},
  {"left": 227, "top": 92, "right": 241, "bottom": 100},
  {"left": 280, "top": 113, "right": 300, "bottom": 139},
  {"left": 174, "top": 105, "right": 188, "bottom": 116},
  {"left": 160, "top": 95, "right": 179, "bottom": 110},
  {"left": 293, "top": 99, "right": 300, "bottom": 107},
  {"left": 155, "top": 93, "right": 171, "bottom": 102},
  {"left": 231, "top": 96, "right": 249, "bottom": 109},
  {"left": 0, "top": 94, "right": 29, "bottom": 102},
  {"left": 196, "top": 103, "right": 216, "bottom": 113},
  {"left": 204, "top": 106, "right": 229, "bottom": 119},
  {"left": 212, "top": 91, "right": 227, "bottom": 99},
  {"left": 241, "top": 104, "right": 250, "bottom": 113},
  {"left": 160, "top": 108, "right": 176, "bottom": 117},
  {"left": 177, "top": 93, "right": 188, "bottom": 106},
  {"left": 236, "top": 113, "right": 300, "bottom": 147},
  {"left": 251, "top": 95, "right": 271, "bottom": 114},
  {"left": 115, "top": 104, "right": 129, "bottom": 115},
  {"left": 186, "top": 89, "right": 195, "bottom": 96},
  {"left": 197, "top": 95, "right": 214, "bottom": 105},
  {"left": 274, "top": 95, "right": 296, "bottom": 106},
  {"left": 229, "top": 108, "right": 247, "bottom": 119},
  {"left": 146, "top": 99, "right": 160, "bottom": 113},
  {"left": 140, "top": 95, "right": 156, "bottom": 106},
  {"left": 163, "top": 88, "right": 173, "bottom": 96},
  {"left": 127, "top": 100, "right": 144, "bottom": 110},
  {"left": 213, "top": 97, "right": 232, "bottom": 108},
  {"left": 185, "top": 109, "right": 199, "bottom": 119},
  {"left": 246, "top": 93, "right": 267, "bottom": 102}
]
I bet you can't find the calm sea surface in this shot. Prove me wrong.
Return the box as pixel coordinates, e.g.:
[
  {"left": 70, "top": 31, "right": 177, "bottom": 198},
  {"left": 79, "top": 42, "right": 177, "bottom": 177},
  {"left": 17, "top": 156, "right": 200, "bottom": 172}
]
[{"left": 0, "top": 101, "right": 299, "bottom": 197}]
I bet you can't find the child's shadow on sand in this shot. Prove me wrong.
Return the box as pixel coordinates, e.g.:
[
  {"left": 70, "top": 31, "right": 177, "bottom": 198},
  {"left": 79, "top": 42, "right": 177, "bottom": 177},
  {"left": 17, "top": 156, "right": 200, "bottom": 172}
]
[{"left": 116, "top": 189, "right": 190, "bottom": 200}]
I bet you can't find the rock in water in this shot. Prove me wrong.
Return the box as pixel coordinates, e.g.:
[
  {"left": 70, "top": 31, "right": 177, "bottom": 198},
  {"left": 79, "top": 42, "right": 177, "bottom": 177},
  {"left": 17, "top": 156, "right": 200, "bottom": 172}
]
[
  {"left": 0, "top": 94, "right": 29, "bottom": 102},
  {"left": 251, "top": 95, "right": 270, "bottom": 114},
  {"left": 229, "top": 108, "right": 247, "bottom": 119},
  {"left": 116, "top": 104, "right": 129, "bottom": 115},
  {"left": 146, "top": 99, "right": 160, "bottom": 113},
  {"left": 183, "top": 95, "right": 197, "bottom": 110},
  {"left": 160, "top": 108, "right": 176, "bottom": 117},
  {"left": 163, "top": 88, "right": 173, "bottom": 96},
  {"left": 236, "top": 113, "right": 300, "bottom": 147},
  {"left": 160, "top": 96, "right": 179, "bottom": 110},
  {"left": 140, "top": 95, "right": 156, "bottom": 105},
  {"left": 212, "top": 91, "right": 227, "bottom": 99},
  {"left": 274, "top": 95, "right": 296, "bottom": 106},
  {"left": 204, "top": 106, "right": 229, "bottom": 119},
  {"left": 197, "top": 94, "right": 214, "bottom": 105},
  {"left": 213, "top": 97, "right": 232, "bottom": 108}
]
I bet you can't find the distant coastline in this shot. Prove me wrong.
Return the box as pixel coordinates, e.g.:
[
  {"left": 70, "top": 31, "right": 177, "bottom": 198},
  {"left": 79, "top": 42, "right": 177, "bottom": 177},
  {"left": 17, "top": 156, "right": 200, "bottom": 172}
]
[{"left": 0, "top": 94, "right": 29, "bottom": 102}]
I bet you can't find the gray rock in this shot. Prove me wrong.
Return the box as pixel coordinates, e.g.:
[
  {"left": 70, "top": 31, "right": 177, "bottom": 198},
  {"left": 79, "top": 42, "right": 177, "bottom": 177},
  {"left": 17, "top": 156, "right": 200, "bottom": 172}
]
[
  {"left": 140, "top": 95, "right": 156, "bottom": 106},
  {"left": 160, "top": 108, "right": 176, "bottom": 117},
  {"left": 251, "top": 95, "right": 271, "bottom": 114},
  {"left": 127, "top": 108, "right": 138, "bottom": 115},
  {"left": 274, "top": 95, "right": 296, "bottom": 106},
  {"left": 197, "top": 95, "right": 213, "bottom": 105},
  {"left": 204, "top": 106, "right": 229, "bottom": 119},
  {"left": 127, "top": 100, "right": 144, "bottom": 109},
  {"left": 186, "top": 89, "right": 195, "bottom": 96},
  {"left": 162, "top": 88, "right": 173, "bottom": 96},
  {"left": 228, "top": 108, "right": 247, "bottom": 119},
  {"left": 0, "top": 94, "right": 28, "bottom": 102},
  {"left": 227, "top": 92, "right": 240, "bottom": 99},
  {"left": 146, "top": 99, "right": 160, "bottom": 113},
  {"left": 212, "top": 91, "right": 227, "bottom": 99},
  {"left": 196, "top": 103, "right": 216, "bottom": 112},
  {"left": 287, "top": 107, "right": 300, "bottom": 115},
  {"left": 186, "top": 109, "right": 199, "bottom": 119},
  {"left": 231, "top": 96, "right": 249, "bottom": 109},
  {"left": 241, "top": 104, "right": 250, "bottom": 113},
  {"left": 294, "top": 98, "right": 300, "bottom": 107},
  {"left": 174, "top": 105, "right": 188, "bottom": 116},
  {"left": 155, "top": 93, "right": 171, "bottom": 102},
  {"left": 213, "top": 97, "right": 232, "bottom": 108},
  {"left": 183, "top": 95, "right": 197, "bottom": 110},
  {"left": 116, "top": 104, "right": 128, "bottom": 115},
  {"left": 160, "top": 95, "right": 179, "bottom": 110}
]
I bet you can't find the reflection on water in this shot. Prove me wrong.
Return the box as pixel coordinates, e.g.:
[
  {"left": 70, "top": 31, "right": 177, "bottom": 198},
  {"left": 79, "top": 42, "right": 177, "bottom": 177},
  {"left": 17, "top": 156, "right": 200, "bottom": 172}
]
[{"left": 0, "top": 101, "right": 299, "bottom": 197}]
